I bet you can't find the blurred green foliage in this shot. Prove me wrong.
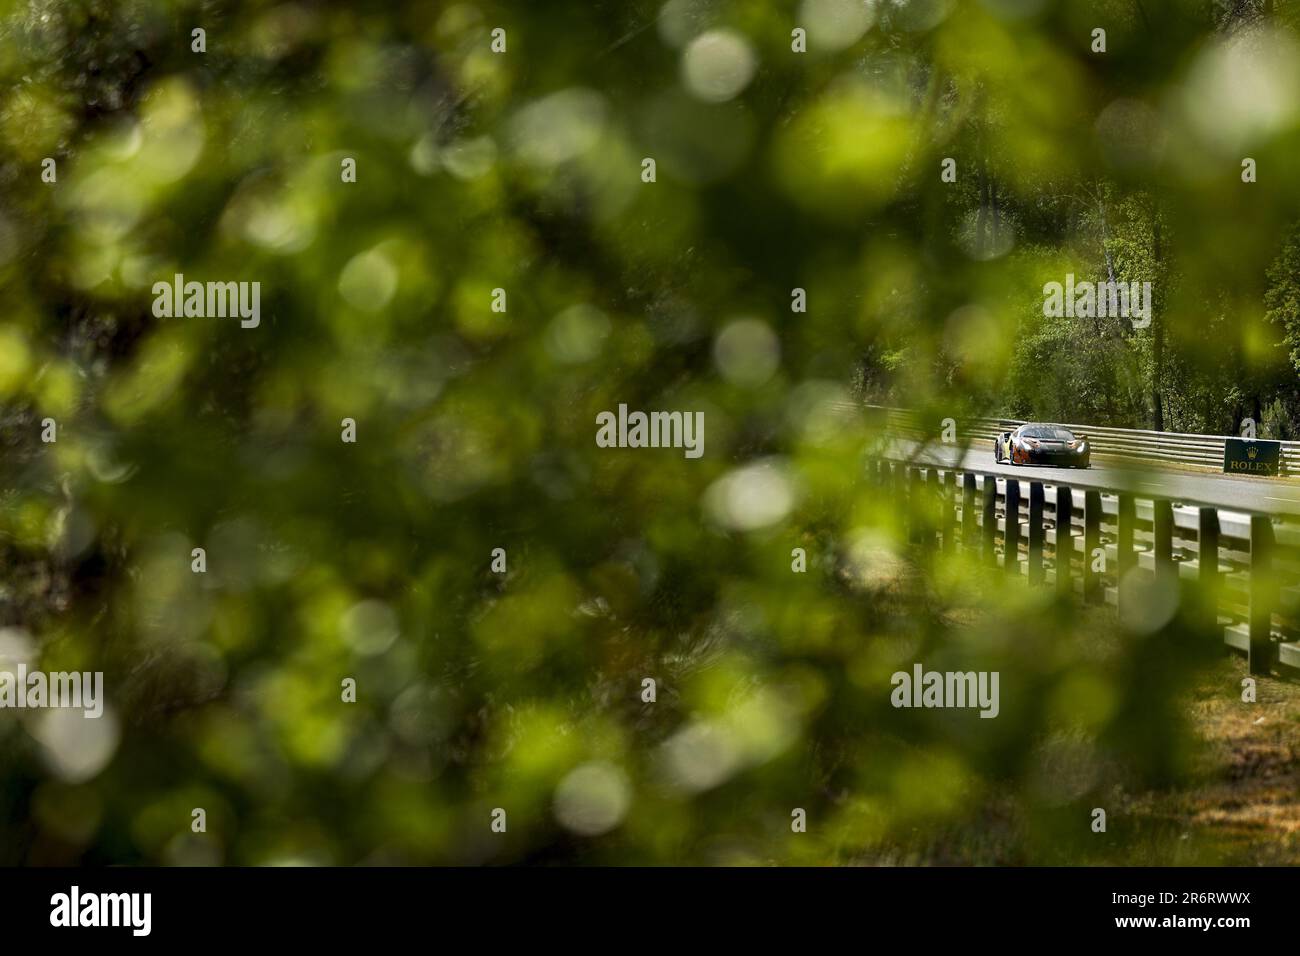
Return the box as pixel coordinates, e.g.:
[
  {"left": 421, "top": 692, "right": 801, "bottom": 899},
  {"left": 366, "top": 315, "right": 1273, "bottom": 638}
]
[{"left": 0, "top": 0, "right": 1293, "bottom": 865}]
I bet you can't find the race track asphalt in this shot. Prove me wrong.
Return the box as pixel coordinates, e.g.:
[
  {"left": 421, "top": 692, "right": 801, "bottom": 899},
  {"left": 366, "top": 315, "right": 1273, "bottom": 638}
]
[{"left": 883, "top": 439, "right": 1300, "bottom": 519}]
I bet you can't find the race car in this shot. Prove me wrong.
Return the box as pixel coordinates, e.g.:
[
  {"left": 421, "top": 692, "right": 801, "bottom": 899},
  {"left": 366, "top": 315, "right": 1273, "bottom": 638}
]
[{"left": 993, "top": 424, "right": 1091, "bottom": 468}]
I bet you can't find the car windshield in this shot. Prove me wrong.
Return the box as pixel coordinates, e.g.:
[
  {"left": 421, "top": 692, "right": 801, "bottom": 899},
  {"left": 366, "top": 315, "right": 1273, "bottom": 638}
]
[{"left": 1020, "top": 426, "right": 1075, "bottom": 442}]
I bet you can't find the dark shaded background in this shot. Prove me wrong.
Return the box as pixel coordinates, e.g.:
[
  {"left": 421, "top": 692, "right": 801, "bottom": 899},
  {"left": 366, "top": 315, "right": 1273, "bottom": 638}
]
[{"left": 0, "top": 0, "right": 1296, "bottom": 864}]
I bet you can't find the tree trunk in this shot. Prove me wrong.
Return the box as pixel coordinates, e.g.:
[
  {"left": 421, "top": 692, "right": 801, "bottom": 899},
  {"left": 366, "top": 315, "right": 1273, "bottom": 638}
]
[
  {"left": 1098, "top": 191, "right": 1117, "bottom": 285},
  {"left": 990, "top": 177, "right": 1000, "bottom": 250},
  {"left": 1151, "top": 204, "right": 1165, "bottom": 431}
]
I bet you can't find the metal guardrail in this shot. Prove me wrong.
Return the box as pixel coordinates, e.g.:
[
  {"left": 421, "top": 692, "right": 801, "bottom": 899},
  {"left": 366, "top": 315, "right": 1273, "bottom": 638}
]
[
  {"left": 867, "top": 406, "right": 1300, "bottom": 473},
  {"left": 867, "top": 456, "right": 1300, "bottom": 676}
]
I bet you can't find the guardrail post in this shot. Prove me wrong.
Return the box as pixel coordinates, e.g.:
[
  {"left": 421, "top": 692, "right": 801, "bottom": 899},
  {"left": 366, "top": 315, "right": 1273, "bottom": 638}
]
[
  {"left": 1198, "top": 507, "right": 1219, "bottom": 635},
  {"left": 962, "top": 473, "right": 977, "bottom": 552},
  {"left": 1028, "top": 482, "right": 1044, "bottom": 584},
  {"left": 1250, "top": 516, "right": 1276, "bottom": 676},
  {"left": 925, "top": 468, "right": 943, "bottom": 550},
  {"left": 1116, "top": 495, "right": 1135, "bottom": 574},
  {"left": 888, "top": 463, "right": 906, "bottom": 540},
  {"left": 1153, "top": 499, "right": 1174, "bottom": 589},
  {"left": 1117, "top": 494, "right": 1136, "bottom": 612},
  {"left": 891, "top": 464, "right": 907, "bottom": 538},
  {"left": 1004, "top": 479, "right": 1020, "bottom": 575},
  {"left": 1084, "top": 490, "right": 1103, "bottom": 604},
  {"left": 1056, "top": 486, "right": 1073, "bottom": 597},
  {"left": 982, "top": 475, "right": 998, "bottom": 566},
  {"left": 941, "top": 471, "right": 956, "bottom": 554}
]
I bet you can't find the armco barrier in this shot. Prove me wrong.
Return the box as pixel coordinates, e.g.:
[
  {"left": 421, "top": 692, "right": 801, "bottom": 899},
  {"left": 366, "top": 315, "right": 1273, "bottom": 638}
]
[
  {"left": 866, "top": 405, "right": 1300, "bottom": 473},
  {"left": 866, "top": 456, "right": 1300, "bottom": 676}
]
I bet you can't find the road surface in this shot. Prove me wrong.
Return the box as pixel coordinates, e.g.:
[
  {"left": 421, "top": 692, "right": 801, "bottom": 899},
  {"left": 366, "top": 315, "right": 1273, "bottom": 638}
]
[{"left": 882, "top": 439, "right": 1300, "bottom": 519}]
